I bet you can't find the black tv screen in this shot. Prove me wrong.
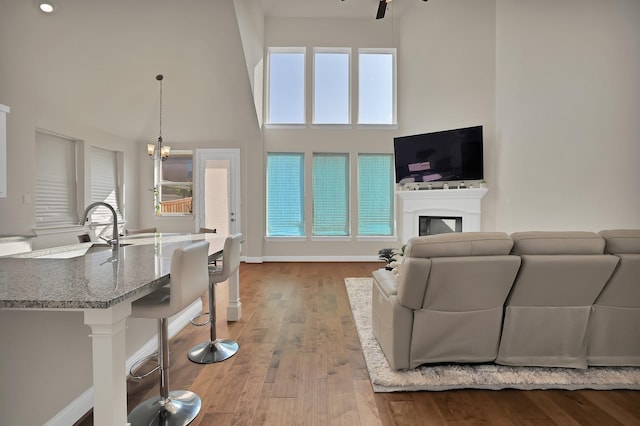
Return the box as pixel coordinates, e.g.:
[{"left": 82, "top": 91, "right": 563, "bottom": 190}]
[{"left": 393, "top": 126, "right": 483, "bottom": 184}]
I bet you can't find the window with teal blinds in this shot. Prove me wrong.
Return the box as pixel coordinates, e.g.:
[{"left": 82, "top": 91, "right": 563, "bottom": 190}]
[
  {"left": 358, "top": 154, "right": 394, "bottom": 236},
  {"left": 266, "top": 153, "right": 305, "bottom": 236},
  {"left": 313, "top": 153, "right": 349, "bottom": 236}
]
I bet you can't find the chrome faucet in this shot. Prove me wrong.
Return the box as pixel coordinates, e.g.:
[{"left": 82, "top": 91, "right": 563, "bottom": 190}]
[{"left": 80, "top": 202, "right": 119, "bottom": 251}]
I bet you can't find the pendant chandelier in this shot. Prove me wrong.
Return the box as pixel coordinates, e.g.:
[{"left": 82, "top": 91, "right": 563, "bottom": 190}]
[{"left": 147, "top": 74, "right": 171, "bottom": 161}]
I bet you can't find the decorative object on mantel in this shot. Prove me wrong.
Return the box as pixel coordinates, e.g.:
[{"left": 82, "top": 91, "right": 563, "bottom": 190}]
[
  {"left": 345, "top": 277, "right": 640, "bottom": 392},
  {"left": 147, "top": 75, "right": 171, "bottom": 161}
]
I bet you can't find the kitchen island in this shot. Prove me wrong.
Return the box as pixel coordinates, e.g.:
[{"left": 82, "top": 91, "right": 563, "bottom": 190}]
[{"left": 0, "top": 232, "right": 240, "bottom": 426}]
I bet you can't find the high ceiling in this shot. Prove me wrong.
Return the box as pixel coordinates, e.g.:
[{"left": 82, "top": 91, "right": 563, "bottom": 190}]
[{"left": 260, "top": 0, "right": 414, "bottom": 19}]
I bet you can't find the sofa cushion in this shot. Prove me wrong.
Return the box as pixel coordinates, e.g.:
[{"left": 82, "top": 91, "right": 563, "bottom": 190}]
[
  {"left": 405, "top": 232, "right": 513, "bottom": 258},
  {"left": 510, "top": 231, "right": 605, "bottom": 255},
  {"left": 599, "top": 229, "right": 640, "bottom": 254}
]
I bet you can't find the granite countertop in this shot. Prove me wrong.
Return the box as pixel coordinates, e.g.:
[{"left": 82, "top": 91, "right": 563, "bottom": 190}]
[{"left": 0, "top": 233, "right": 225, "bottom": 310}]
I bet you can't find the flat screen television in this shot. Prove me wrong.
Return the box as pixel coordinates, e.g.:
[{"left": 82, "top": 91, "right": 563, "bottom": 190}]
[{"left": 393, "top": 125, "right": 483, "bottom": 184}]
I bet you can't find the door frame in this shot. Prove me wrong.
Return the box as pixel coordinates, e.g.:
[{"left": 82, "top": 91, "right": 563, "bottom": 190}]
[{"left": 194, "top": 148, "right": 241, "bottom": 235}]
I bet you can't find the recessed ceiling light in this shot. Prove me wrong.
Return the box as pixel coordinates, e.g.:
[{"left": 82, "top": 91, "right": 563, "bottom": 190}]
[{"left": 37, "top": 1, "right": 55, "bottom": 13}]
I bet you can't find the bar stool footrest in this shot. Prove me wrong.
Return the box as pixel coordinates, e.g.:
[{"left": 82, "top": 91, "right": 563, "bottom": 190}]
[
  {"left": 129, "top": 352, "right": 160, "bottom": 380},
  {"left": 190, "top": 311, "right": 211, "bottom": 327}
]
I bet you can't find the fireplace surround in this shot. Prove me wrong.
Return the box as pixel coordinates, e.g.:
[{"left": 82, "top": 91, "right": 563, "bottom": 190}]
[{"left": 397, "top": 187, "right": 488, "bottom": 243}]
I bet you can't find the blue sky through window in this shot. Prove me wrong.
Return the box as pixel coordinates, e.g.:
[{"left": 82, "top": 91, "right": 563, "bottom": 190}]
[
  {"left": 268, "top": 52, "right": 305, "bottom": 124},
  {"left": 314, "top": 51, "right": 349, "bottom": 124}
]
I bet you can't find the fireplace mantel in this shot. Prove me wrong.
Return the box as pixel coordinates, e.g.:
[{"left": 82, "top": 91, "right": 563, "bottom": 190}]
[{"left": 397, "top": 187, "right": 488, "bottom": 243}]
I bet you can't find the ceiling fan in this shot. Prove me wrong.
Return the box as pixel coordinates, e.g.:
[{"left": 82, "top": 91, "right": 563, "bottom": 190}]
[{"left": 376, "top": 0, "right": 428, "bottom": 20}]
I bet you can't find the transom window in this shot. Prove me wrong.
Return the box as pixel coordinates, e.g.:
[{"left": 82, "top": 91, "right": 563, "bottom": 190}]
[
  {"left": 313, "top": 48, "right": 351, "bottom": 125},
  {"left": 266, "top": 46, "right": 396, "bottom": 126},
  {"left": 267, "top": 47, "right": 305, "bottom": 125},
  {"left": 358, "top": 49, "right": 396, "bottom": 125}
]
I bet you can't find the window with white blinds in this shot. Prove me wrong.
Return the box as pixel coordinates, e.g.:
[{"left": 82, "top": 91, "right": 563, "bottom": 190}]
[
  {"left": 35, "top": 131, "right": 79, "bottom": 227},
  {"left": 358, "top": 154, "right": 394, "bottom": 236},
  {"left": 312, "top": 153, "right": 349, "bottom": 236},
  {"left": 266, "top": 153, "right": 305, "bottom": 236},
  {"left": 90, "top": 146, "right": 122, "bottom": 224}
]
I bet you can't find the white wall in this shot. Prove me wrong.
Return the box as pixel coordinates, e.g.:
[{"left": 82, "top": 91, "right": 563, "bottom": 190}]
[
  {"left": 0, "top": 1, "right": 259, "bottom": 424},
  {"left": 2, "top": 0, "right": 640, "bottom": 423},
  {"left": 495, "top": 0, "right": 640, "bottom": 232},
  {"left": 262, "top": 2, "right": 497, "bottom": 258}
]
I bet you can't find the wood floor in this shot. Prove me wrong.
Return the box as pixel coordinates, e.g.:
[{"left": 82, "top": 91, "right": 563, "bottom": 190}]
[{"left": 76, "top": 262, "right": 640, "bottom": 426}]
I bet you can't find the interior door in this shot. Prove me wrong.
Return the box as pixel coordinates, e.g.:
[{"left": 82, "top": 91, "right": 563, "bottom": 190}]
[{"left": 194, "top": 149, "right": 240, "bottom": 235}]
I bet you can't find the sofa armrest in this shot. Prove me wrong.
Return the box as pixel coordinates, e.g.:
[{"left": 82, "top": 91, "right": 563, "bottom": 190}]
[{"left": 372, "top": 269, "right": 398, "bottom": 298}]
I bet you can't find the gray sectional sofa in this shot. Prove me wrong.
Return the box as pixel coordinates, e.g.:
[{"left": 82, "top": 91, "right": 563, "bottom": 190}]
[{"left": 371, "top": 230, "right": 640, "bottom": 370}]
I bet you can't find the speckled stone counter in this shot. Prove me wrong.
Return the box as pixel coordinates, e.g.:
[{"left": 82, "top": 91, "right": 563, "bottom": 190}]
[
  {"left": 0, "top": 232, "right": 229, "bottom": 426},
  {"left": 0, "top": 233, "right": 225, "bottom": 309}
]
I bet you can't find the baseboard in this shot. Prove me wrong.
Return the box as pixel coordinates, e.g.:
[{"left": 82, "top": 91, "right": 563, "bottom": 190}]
[
  {"left": 44, "top": 299, "right": 203, "bottom": 426},
  {"left": 261, "top": 255, "right": 381, "bottom": 262},
  {"left": 43, "top": 387, "right": 94, "bottom": 426},
  {"left": 244, "top": 256, "right": 382, "bottom": 263}
]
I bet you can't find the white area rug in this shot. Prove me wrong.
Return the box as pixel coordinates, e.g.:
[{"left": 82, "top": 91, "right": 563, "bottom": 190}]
[{"left": 345, "top": 277, "right": 640, "bottom": 392}]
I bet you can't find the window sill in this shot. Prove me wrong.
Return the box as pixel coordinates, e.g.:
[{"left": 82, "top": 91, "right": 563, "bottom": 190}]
[
  {"left": 265, "top": 236, "right": 307, "bottom": 242},
  {"left": 310, "top": 236, "right": 352, "bottom": 242},
  {"left": 356, "top": 235, "right": 398, "bottom": 242}
]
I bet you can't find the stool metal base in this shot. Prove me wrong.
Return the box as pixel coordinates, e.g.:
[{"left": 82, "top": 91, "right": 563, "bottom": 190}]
[
  {"left": 188, "top": 339, "right": 239, "bottom": 364},
  {"left": 127, "top": 390, "right": 201, "bottom": 426}
]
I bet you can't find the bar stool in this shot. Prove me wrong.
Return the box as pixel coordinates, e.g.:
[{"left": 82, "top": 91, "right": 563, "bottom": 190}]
[
  {"left": 188, "top": 233, "right": 242, "bottom": 364},
  {"left": 128, "top": 240, "right": 210, "bottom": 426}
]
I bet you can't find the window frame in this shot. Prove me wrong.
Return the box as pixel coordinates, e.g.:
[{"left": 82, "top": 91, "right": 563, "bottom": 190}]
[
  {"left": 154, "top": 149, "right": 193, "bottom": 216},
  {"left": 357, "top": 47, "right": 398, "bottom": 128},
  {"left": 356, "top": 153, "right": 395, "bottom": 238},
  {"left": 89, "top": 146, "right": 123, "bottom": 225},
  {"left": 311, "top": 152, "right": 350, "bottom": 238},
  {"left": 265, "top": 152, "right": 306, "bottom": 239},
  {"left": 312, "top": 47, "right": 352, "bottom": 127},
  {"left": 265, "top": 47, "right": 307, "bottom": 128},
  {"left": 34, "top": 129, "right": 81, "bottom": 229}
]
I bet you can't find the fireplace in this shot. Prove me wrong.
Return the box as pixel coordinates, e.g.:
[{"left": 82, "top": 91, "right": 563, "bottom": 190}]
[
  {"left": 419, "top": 216, "right": 462, "bottom": 236},
  {"left": 397, "top": 187, "right": 488, "bottom": 243}
]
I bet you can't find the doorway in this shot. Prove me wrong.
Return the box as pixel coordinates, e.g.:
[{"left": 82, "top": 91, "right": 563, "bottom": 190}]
[{"left": 194, "top": 149, "right": 241, "bottom": 235}]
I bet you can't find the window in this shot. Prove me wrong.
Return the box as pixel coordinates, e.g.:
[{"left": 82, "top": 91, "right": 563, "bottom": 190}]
[
  {"left": 158, "top": 151, "right": 193, "bottom": 215},
  {"left": 266, "top": 153, "right": 305, "bottom": 236},
  {"left": 313, "top": 48, "right": 350, "bottom": 124},
  {"left": 90, "top": 147, "right": 122, "bottom": 224},
  {"left": 35, "top": 130, "right": 79, "bottom": 227},
  {"left": 312, "top": 153, "right": 349, "bottom": 236},
  {"left": 358, "top": 49, "right": 396, "bottom": 125},
  {"left": 267, "top": 48, "right": 305, "bottom": 125},
  {"left": 358, "top": 154, "right": 394, "bottom": 236}
]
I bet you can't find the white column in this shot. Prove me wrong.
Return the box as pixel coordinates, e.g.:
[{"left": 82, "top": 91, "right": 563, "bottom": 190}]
[
  {"left": 226, "top": 271, "right": 241, "bottom": 321},
  {"left": 83, "top": 301, "right": 132, "bottom": 426}
]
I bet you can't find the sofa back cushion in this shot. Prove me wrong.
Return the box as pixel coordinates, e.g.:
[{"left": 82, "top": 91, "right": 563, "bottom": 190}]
[
  {"left": 510, "top": 231, "right": 605, "bottom": 255},
  {"left": 397, "top": 232, "right": 516, "bottom": 310},
  {"left": 599, "top": 229, "right": 640, "bottom": 254},
  {"left": 404, "top": 232, "right": 514, "bottom": 258}
]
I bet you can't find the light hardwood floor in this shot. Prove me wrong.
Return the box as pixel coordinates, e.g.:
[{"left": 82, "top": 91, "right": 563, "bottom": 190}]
[{"left": 77, "top": 262, "right": 640, "bottom": 425}]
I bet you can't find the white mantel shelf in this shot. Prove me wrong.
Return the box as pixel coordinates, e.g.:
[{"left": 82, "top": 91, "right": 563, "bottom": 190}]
[{"left": 397, "top": 187, "right": 488, "bottom": 243}]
